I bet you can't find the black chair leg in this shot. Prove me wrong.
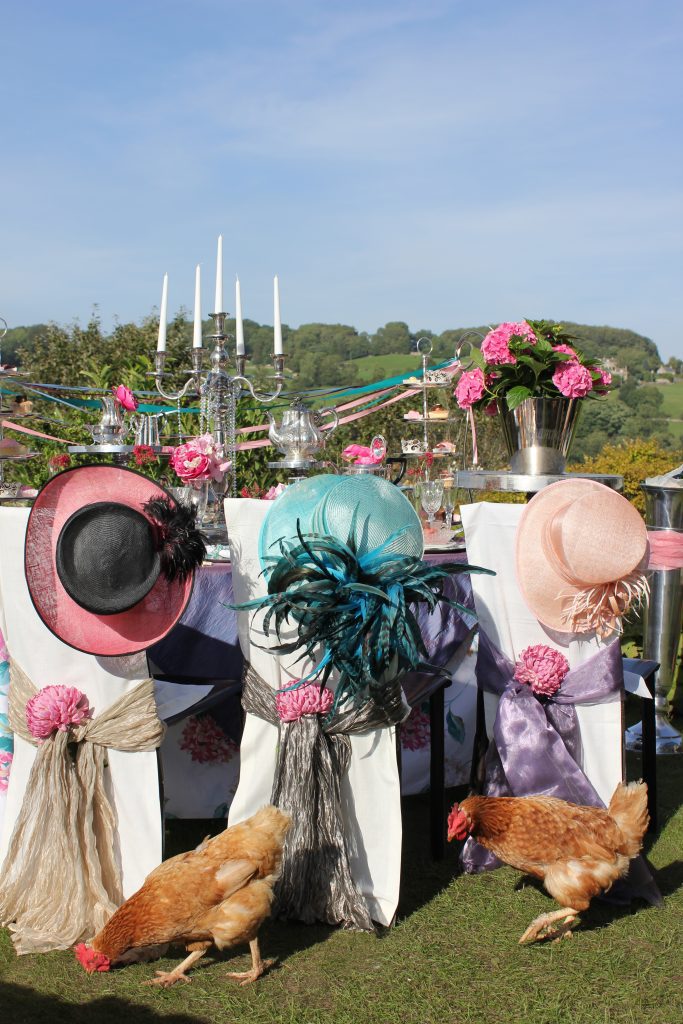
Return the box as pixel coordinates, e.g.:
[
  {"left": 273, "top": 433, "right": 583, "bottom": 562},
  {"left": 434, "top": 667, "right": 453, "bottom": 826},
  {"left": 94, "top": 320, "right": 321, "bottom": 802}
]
[
  {"left": 429, "top": 685, "right": 446, "bottom": 860},
  {"left": 641, "top": 675, "right": 658, "bottom": 833}
]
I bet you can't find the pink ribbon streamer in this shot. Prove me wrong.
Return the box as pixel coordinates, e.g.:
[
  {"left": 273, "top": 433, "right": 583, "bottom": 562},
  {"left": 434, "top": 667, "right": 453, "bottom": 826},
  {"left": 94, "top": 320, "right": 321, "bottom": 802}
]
[
  {"left": 2, "top": 419, "right": 73, "bottom": 445},
  {"left": 647, "top": 529, "right": 683, "bottom": 570}
]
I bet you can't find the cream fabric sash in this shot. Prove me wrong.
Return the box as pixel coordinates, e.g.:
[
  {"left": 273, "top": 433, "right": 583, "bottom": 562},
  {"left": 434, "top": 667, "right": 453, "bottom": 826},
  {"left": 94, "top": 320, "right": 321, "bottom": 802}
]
[{"left": 0, "top": 664, "right": 165, "bottom": 954}]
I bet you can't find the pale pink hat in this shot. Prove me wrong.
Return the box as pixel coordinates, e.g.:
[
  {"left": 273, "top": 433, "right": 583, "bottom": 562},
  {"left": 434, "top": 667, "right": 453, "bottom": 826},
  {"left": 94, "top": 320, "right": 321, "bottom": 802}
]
[{"left": 515, "top": 479, "right": 649, "bottom": 636}]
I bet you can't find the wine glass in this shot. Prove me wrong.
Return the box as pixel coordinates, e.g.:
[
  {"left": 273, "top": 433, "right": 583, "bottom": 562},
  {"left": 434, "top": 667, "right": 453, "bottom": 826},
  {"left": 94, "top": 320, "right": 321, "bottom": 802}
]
[
  {"left": 443, "top": 485, "right": 455, "bottom": 529},
  {"left": 420, "top": 480, "right": 444, "bottom": 527}
]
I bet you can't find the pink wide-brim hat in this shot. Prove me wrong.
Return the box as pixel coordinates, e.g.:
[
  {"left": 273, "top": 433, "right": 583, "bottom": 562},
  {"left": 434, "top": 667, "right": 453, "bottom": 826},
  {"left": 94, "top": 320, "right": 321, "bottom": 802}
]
[
  {"left": 25, "top": 465, "right": 193, "bottom": 656},
  {"left": 515, "top": 479, "right": 649, "bottom": 635}
]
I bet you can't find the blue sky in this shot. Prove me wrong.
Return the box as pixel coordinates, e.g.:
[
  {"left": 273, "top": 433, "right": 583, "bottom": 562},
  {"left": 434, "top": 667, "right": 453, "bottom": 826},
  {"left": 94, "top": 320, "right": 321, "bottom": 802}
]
[{"left": 2, "top": 0, "right": 682, "bottom": 360}]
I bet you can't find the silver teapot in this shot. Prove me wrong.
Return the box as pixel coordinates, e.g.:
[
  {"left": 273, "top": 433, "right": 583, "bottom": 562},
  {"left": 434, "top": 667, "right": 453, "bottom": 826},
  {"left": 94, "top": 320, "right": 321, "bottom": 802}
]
[
  {"left": 267, "top": 399, "right": 339, "bottom": 466},
  {"left": 131, "top": 412, "right": 166, "bottom": 447},
  {"left": 87, "top": 396, "right": 131, "bottom": 445}
]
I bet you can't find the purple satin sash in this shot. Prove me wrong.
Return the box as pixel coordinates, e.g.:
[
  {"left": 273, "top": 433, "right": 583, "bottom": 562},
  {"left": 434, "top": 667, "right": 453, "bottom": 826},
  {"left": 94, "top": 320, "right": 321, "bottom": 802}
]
[{"left": 462, "top": 634, "right": 623, "bottom": 872}]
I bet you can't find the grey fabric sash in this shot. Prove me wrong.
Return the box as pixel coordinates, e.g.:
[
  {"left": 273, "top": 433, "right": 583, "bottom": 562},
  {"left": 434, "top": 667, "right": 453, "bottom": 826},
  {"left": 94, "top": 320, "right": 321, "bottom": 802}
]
[{"left": 242, "top": 663, "right": 408, "bottom": 930}]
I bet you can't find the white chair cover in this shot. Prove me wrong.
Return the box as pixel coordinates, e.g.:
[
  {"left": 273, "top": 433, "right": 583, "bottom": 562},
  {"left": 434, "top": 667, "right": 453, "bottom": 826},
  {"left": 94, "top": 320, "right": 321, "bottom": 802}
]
[
  {"left": 224, "top": 498, "right": 402, "bottom": 926},
  {"left": 460, "top": 501, "right": 624, "bottom": 804},
  {"left": 0, "top": 508, "right": 162, "bottom": 897}
]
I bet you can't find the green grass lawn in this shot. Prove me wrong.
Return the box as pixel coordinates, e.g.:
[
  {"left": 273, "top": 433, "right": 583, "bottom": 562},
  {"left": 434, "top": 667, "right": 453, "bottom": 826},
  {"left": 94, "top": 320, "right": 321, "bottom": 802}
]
[
  {"left": 2, "top": 725, "right": 681, "bottom": 1024},
  {"left": 351, "top": 354, "right": 418, "bottom": 383}
]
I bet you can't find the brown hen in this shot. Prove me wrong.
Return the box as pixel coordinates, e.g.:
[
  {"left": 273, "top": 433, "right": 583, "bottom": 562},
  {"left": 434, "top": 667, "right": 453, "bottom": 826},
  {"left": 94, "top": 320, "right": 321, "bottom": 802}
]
[
  {"left": 75, "top": 805, "right": 291, "bottom": 986},
  {"left": 448, "top": 782, "right": 648, "bottom": 943}
]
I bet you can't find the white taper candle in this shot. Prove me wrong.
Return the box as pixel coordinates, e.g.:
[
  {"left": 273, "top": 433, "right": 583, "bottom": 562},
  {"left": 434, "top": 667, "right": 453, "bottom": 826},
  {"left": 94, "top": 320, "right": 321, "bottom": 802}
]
[
  {"left": 214, "top": 234, "right": 223, "bottom": 314},
  {"left": 273, "top": 274, "right": 283, "bottom": 355}
]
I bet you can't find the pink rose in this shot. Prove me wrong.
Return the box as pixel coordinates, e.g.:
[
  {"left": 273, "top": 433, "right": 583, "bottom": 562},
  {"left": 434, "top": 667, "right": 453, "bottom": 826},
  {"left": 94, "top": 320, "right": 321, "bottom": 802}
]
[
  {"left": 552, "top": 362, "right": 594, "bottom": 398},
  {"left": 170, "top": 434, "right": 231, "bottom": 483},
  {"left": 112, "top": 384, "right": 138, "bottom": 411},
  {"left": 454, "top": 368, "right": 486, "bottom": 409},
  {"left": 25, "top": 684, "right": 93, "bottom": 741},
  {"left": 514, "top": 644, "right": 569, "bottom": 697}
]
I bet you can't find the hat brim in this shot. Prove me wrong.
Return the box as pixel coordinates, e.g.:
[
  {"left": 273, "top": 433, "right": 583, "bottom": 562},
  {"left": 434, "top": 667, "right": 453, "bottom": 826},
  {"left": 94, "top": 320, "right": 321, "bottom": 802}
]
[
  {"left": 515, "top": 478, "right": 630, "bottom": 633},
  {"left": 25, "top": 465, "right": 193, "bottom": 656}
]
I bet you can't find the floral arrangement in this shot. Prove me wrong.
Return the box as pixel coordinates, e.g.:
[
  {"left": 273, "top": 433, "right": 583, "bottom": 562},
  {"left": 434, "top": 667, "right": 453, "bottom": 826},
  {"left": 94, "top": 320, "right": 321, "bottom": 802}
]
[
  {"left": 132, "top": 444, "right": 158, "bottom": 467},
  {"left": 48, "top": 453, "right": 71, "bottom": 473},
  {"left": 238, "top": 482, "right": 287, "bottom": 500},
  {"left": 454, "top": 320, "right": 612, "bottom": 413},
  {"left": 25, "top": 684, "right": 93, "bottom": 741},
  {"left": 179, "top": 714, "right": 239, "bottom": 764},
  {"left": 513, "top": 644, "right": 569, "bottom": 698},
  {"left": 170, "top": 434, "right": 231, "bottom": 484},
  {"left": 276, "top": 681, "right": 335, "bottom": 722},
  {"left": 112, "top": 384, "right": 138, "bottom": 411}
]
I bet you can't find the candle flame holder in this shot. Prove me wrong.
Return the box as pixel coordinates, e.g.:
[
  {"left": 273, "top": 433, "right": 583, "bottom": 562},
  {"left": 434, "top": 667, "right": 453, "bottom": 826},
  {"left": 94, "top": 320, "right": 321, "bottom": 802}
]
[{"left": 151, "top": 312, "right": 286, "bottom": 500}]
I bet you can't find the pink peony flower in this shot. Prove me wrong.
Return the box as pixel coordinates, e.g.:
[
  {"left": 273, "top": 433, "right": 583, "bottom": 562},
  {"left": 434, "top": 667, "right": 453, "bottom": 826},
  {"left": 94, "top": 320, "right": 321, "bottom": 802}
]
[
  {"left": 25, "top": 684, "right": 93, "bottom": 740},
  {"left": 552, "top": 362, "right": 594, "bottom": 398},
  {"left": 112, "top": 384, "right": 138, "bottom": 411},
  {"left": 0, "top": 750, "right": 13, "bottom": 792},
  {"left": 263, "top": 482, "right": 287, "bottom": 500},
  {"left": 454, "top": 368, "right": 486, "bottom": 409},
  {"left": 170, "top": 434, "right": 231, "bottom": 483},
  {"left": 514, "top": 644, "right": 569, "bottom": 697},
  {"left": 276, "top": 681, "right": 334, "bottom": 722}
]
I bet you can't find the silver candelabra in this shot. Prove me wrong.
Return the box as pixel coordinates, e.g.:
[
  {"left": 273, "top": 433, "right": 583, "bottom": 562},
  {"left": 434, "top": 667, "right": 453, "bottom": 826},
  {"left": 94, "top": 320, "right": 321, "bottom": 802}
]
[{"left": 152, "top": 311, "right": 286, "bottom": 499}]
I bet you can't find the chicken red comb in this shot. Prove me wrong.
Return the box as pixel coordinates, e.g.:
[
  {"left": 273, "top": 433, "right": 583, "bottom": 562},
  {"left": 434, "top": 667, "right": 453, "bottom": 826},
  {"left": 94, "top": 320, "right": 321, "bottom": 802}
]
[
  {"left": 447, "top": 803, "right": 470, "bottom": 841},
  {"left": 75, "top": 943, "right": 111, "bottom": 973}
]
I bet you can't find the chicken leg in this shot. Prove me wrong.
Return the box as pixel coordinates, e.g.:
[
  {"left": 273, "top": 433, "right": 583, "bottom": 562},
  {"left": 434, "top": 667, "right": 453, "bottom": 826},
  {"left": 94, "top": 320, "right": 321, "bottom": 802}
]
[
  {"left": 144, "top": 942, "right": 211, "bottom": 987},
  {"left": 519, "top": 907, "right": 579, "bottom": 944},
  {"left": 226, "top": 937, "right": 274, "bottom": 985}
]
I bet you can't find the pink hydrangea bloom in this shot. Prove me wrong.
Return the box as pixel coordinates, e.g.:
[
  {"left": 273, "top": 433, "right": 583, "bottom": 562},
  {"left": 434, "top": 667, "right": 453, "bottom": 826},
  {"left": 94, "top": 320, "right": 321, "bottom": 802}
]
[
  {"left": 25, "top": 685, "right": 93, "bottom": 740},
  {"left": 481, "top": 321, "right": 537, "bottom": 366},
  {"left": 0, "top": 750, "right": 13, "bottom": 792},
  {"left": 170, "top": 434, "right": 231, "bottom": 483},
  {"left": 276, "top": 681, "right": 334, "bottom": 722},
  {"left": 454, "top": 368, "right": 486, "bottom": 409},
  {"left": 552, "top": 362, "right": 594, "bottom": 398},
  {"left": 514, "top": 644, "right": 569, "bottom": 697},
  {"left": 590, "top": 367, "right": 612, "bottom": 393},
  {"left": 552, "top": 344, "right": 578, "bottom": 360},
  {"left": 112, "top": 384, "right": 138, "bottom": 411}
]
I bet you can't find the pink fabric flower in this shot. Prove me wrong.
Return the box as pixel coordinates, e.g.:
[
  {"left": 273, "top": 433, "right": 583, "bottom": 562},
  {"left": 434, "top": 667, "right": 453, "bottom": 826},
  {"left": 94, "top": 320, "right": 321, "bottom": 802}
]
[
  {"left": 112, "top": 384, "right": 138, "bottom": 411},
  {"left": 25, "top": 685, "right": 93, "bottom": 740},
  {"left": 552, "top": 362, "right": 594, "bottom": 398},
  {"left": 276, "top": 681, "right": 334, "bottom": 722},
  {"left": 0, "top": 750, "right": 13, "bottom": 792},
  {"left": 342, "top": 444, "right": 383, "bottom": 466},
  {"left": 514, "top": 644, "right": 569, "bottom": 697},
  {"left": 170, "top": 434, "right": 231, "bottom": 483},
  {"left": 179, "top": 714, "right": 238, "bottom": 763},
  {"left": 454, "top": 368, "right": 486, "bottom": 409},
  {"left": 263, "top": 483, "right": 287, "bottom": 500}
]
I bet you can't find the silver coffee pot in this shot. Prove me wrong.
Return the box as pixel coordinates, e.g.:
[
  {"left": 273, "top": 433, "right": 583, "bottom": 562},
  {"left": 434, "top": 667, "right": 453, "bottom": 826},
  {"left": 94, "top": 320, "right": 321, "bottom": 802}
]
[{"left": 131, "top": 412, "right": 166, "bottom": 447}]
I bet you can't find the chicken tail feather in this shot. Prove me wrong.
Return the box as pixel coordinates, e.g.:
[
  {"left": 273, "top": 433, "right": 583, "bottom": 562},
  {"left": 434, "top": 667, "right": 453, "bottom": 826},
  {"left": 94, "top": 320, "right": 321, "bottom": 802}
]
[{"left": 608, "top": 781, "right": 649, "bottom": 857}]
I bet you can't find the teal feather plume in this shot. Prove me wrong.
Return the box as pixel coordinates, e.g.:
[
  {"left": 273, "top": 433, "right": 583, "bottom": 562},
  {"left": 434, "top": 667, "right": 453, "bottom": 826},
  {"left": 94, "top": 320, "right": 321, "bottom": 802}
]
[{"left": 233, "top": 520, "right": 493, "bottom": 712}]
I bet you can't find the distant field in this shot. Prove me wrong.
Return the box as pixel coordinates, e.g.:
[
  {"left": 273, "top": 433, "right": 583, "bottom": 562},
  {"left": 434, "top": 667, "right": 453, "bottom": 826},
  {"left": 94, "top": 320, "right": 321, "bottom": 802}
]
[
  {"left": 656, "top": 380, "right": 683, "bottom": 418},
  {"left": 352, "top": 353, "right": 418, "bottom": 383}
]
